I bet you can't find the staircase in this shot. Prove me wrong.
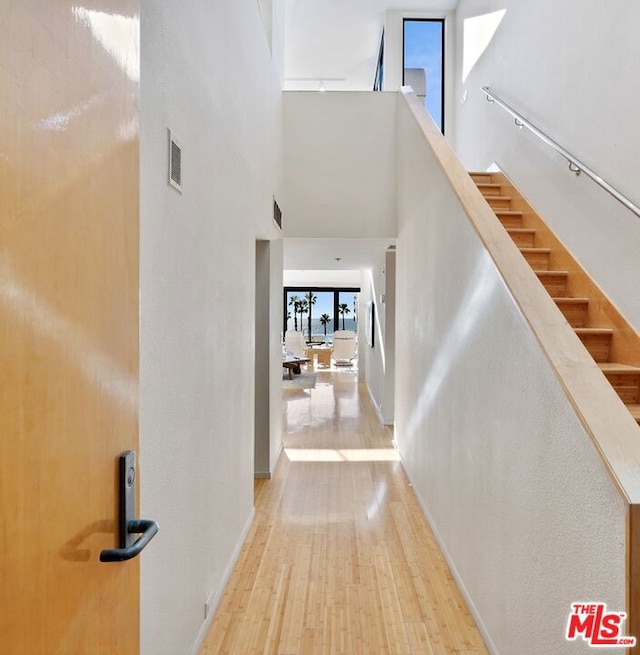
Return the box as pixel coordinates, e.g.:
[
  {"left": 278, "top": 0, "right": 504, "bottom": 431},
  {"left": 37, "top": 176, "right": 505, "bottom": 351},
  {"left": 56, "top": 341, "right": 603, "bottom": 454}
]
[{"left": 471, "top": 171, "right": 640, "bottom": 426}]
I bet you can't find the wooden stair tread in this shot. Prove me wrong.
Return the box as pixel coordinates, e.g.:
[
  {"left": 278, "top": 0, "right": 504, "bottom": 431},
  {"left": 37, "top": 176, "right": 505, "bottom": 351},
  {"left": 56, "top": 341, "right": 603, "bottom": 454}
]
[
  {"left": 553, "top": 297, "right": 589, "bottom": 304},
  {"left": 535, "top": 270, "right": 568, "bottom": 275},
  {"left": 495, "top": 210, "right": 523, "bottom": 216},
  {"left": 575, "top": 327, "right": 614, "bottom": 335},
  {"left": 484, "top": 195, "right": 513, "bottom": 201},
  {"left": 507, "top": 228, "right": 535, "bottom": 234},
  {"left": 599, "top": 363, "right": 640, "bottom": 373},
  {"left": 520, "top": 248, "right": 551, "bottom": 254}
]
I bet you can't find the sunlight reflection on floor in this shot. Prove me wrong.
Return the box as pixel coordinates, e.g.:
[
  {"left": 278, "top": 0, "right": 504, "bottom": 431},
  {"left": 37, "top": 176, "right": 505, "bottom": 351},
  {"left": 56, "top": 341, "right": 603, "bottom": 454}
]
[{"left": 284, "top": 447, "right": 399, "bottom": 462}]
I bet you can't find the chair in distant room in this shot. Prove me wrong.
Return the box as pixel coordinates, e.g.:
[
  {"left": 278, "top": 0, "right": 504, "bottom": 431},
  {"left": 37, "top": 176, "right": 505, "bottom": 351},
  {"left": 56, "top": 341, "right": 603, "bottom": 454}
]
[
  {"left": 284, "top": 330, "right": 306, "bottom": 358},
  {"left": 331, "top": 330, "right": 357, "bottom": 366}
]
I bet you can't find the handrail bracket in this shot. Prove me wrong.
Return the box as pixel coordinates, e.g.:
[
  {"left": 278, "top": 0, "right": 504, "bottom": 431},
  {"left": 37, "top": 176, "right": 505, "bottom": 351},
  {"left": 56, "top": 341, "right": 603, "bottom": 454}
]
[{"left": 481, "top": 85, "right": 640, "bottom": 218}]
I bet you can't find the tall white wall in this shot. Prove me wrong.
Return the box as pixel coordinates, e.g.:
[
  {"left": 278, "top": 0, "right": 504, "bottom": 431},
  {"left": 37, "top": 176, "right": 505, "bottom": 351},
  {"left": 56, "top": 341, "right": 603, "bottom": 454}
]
[
  {"left": 140, "top": 1, "right": 283, "bottom": 653},
  {"left": 455, "top": 0, "right": 640, "bottom": 330},
  {"left": 282, "top": 91, "right": 397, "bottom": 238},
  {"left": 396, "top": 94, "right": 628, "bottom": 655}
]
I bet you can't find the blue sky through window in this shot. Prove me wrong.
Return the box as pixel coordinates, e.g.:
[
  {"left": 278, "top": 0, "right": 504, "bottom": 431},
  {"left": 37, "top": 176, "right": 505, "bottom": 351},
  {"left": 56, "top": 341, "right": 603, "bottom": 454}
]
[{"left": 404, "top": 19, "right": 444, "bottom": 132}]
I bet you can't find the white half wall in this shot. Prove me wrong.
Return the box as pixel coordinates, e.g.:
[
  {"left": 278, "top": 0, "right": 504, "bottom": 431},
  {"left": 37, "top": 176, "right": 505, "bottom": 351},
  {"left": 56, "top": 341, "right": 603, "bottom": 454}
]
[
  {"left": 282, "top": 91, "right": 397, "bottom": 239},
  {"left": 140, "top": 1, "right": 283, "bottom": 653},
  {"left": 396, "top": 93, "right": 627, "bottom": 654},
  {"left": 455, "top": 0, "right": 640, "bottom": 330}
]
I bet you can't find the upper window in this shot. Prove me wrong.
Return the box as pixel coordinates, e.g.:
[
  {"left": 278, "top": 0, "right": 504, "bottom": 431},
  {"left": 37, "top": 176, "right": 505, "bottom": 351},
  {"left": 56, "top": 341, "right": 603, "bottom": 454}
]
[
  {"left": 373, "top": 29, "right": 384, "bottom": 91},
  {"left": 403, "top": 19, "right": 445, "bottom": 133}
]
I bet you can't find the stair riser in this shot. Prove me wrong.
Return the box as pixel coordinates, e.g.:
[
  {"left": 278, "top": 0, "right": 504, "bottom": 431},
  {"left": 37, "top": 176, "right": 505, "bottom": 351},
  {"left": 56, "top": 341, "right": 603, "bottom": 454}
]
[
  {"left": 537, "top": 274, "right": 568, "bottom": 297},
  {"left": 522, "top": 251, "right": 550, "bottom": 270},
  {"left": 486, "top": 197, "right": 511, "bottom": 210},
  {"left": 555, "top": 302, "right": 589, "bottom": 328},
  {"left": 508, "top": 231, "right": 535, "bottom": 247},
  {"left": 602, "top": 374, "right": 640, "bottom": 404},
  {"left": 471, "top": 174, "right": 492, "bottom": 184},
  {"left": 577, "top": 334, "right": 612, "bottom": 363},
  {"left": 478, "top": 185, "right": 503, "bottom": 198},
  {"left": 497, "top": 214, "right": 523, "bottom": 228}
]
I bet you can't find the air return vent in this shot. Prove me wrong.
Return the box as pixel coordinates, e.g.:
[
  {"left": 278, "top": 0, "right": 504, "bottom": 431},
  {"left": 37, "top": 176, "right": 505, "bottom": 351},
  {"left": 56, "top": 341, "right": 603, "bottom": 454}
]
[
  {"left": 273, "top": 198, "right": 282, "bottom": 230},
  {"left": 168, "top": 129, "right": 182, "bottom": 192}
]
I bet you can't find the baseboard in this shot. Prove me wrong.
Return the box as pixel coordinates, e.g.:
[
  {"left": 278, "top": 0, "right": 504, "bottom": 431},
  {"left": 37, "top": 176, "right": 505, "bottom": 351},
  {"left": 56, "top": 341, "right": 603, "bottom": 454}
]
[
  {"left": 272, "top": 441, "right": 284, "bottom": 472},
  {"left": 189, "top": 506, "right": 256, "bottom": 655},
  {"left": 366, "top": 384, "right": 385, "bottom": 425},
  {"left": 255, "top": 440, "right": 284, "bottom": 479},
  {"left": 398, "top": 453, "right": 498, "bottom": 655}
]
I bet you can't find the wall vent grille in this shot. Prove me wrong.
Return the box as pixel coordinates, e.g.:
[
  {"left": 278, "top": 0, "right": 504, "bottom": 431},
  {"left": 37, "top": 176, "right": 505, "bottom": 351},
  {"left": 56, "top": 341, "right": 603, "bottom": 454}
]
[
  {"left": 273, "top": 198, "right": 282, "bottom": 230},
  {"left": 168, "top": 130, "right": 182, "bottom": 192}
]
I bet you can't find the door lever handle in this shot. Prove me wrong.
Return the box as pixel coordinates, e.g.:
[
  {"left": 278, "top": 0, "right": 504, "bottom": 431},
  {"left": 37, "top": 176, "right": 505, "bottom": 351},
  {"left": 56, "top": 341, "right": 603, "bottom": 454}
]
[
  {"left": 100, "top": 451, "right": 159, "bottom": 563},
  {"left": 100, "top": 519, "right": 159, "bottom": 562}
]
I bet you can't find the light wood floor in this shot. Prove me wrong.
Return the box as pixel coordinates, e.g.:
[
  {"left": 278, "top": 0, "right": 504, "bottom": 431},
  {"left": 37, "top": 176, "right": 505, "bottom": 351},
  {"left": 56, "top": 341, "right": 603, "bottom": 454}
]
[{"left": 201, "top": 369, "right": 487, "bottom": 655}]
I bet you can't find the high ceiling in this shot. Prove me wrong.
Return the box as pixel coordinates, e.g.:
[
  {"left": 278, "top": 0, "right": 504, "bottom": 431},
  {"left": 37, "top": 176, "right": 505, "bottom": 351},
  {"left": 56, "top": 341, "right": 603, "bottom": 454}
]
[
  {"left": 284, "top": 0, "right": 458, "bottom": 91},
  {"left": 282, "top": 0, "right": 457, "bottom": 271}
]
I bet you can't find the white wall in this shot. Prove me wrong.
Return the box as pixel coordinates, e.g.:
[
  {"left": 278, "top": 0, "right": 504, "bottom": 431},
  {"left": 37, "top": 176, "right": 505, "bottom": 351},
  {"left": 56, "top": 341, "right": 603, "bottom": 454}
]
[
  {"left": 455, "top": 0, "right": 640, "bottom": 330},
  {"left": 282, "top": 91, "right": 397, "bottom": 238},
  {"left": 360, "top": 254, "right": 396, "bottom": 425},
  {"left": 395, "top": 94, "right": 628, "bottom": 655},
  {"left": 381, "top": 250, "right": 396, "bottom": 423},
  {"left": 283, "top": 269, "right": 361, "bottom": 288},
  {"left": 269, "top": 239, "right": 284, "bottom": 472},
  {"left": 255, "top": 240, "right": 284, "bottom": 479},
  {"left": 140, "top": 1, "right": 283, "bottom": 653}
]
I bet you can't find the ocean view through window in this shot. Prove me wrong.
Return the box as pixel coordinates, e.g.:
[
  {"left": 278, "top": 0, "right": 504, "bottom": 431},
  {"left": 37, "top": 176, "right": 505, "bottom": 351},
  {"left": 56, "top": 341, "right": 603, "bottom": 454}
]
[{"left": 284, "top": 287, "right": 360, "bottom": 342}]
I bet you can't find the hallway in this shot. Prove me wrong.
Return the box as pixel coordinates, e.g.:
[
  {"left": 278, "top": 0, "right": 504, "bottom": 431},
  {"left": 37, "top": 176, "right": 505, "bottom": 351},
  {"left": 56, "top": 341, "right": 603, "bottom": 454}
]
[{"left": 201, "top": 370, "right": 486, "bottom": 654}]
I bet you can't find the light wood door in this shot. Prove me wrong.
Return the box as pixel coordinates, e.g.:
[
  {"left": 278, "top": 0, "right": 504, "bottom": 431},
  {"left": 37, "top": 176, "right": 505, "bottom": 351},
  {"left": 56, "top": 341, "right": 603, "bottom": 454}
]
[{"left": 0, "top": 1, "right": 141, "bottom": 652}]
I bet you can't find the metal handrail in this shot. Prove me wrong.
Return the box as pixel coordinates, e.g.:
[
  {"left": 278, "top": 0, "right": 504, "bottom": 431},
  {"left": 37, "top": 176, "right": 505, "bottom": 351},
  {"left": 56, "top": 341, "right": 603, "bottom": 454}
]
[{"left": 482, "top": 86, "right": 640, "bottom": 219}]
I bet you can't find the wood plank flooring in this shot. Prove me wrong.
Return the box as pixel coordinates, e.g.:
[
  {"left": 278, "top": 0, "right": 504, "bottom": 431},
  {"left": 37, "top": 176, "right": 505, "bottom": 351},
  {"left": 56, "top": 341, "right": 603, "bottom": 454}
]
[{"left": 201, "top": 370, "right": 487, "bottom": 654}]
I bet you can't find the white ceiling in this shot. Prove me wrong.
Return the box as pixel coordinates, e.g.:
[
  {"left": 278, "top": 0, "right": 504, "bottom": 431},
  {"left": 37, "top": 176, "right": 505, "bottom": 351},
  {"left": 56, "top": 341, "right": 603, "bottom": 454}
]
[
  {"left": 283, "top": 238, "right": 396, "bottom": 270},
  {"left": 284, "top": 0, "right": 458, "bottom": 90}
]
